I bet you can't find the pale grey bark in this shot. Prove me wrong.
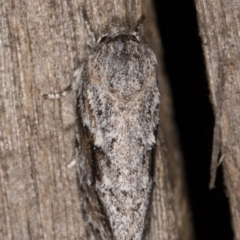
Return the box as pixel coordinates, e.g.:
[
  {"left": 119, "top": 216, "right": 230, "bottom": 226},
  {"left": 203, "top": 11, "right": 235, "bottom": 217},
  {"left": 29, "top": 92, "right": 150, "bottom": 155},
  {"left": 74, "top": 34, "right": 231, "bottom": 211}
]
[
  {"left": 0, "top": 0, "right": 192, "bottom": 239},
  {"left": 195, "top": 0, "right": 240, "bottom": 239}
]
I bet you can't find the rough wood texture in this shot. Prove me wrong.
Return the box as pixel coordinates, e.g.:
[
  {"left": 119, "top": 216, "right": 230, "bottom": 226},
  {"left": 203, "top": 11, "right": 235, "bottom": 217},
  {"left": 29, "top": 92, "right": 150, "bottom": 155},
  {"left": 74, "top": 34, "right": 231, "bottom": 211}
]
[
  {"left": 195, "top": 0, "right": 240, "bottom": 238},
  {"left": 0, "top": 0, "right": 192, "bottom": 239}
]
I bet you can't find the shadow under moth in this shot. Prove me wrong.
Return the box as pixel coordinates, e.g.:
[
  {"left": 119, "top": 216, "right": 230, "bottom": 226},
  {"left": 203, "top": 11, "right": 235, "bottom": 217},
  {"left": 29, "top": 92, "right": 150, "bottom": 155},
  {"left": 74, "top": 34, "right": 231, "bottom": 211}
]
[{"left": 43, "top": 23, "right": 160, "bottom": 239}]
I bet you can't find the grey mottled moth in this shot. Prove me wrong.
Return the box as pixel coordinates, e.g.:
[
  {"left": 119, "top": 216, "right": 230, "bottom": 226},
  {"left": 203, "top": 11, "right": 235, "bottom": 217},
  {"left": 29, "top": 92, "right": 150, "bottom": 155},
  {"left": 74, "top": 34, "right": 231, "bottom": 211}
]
[
  {"left": 74, "top": 25, "right": 160, "bottom": 240},
  {"left": 43, "top": 23, "right": 160, "bottom": 239}
]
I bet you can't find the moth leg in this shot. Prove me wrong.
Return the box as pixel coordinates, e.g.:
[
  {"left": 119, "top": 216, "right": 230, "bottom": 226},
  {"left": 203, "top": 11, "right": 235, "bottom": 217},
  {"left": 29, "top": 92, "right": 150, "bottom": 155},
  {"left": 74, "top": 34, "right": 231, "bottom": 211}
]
[{"left": 41, "top": 84, "right": 72, "bottom": 100}]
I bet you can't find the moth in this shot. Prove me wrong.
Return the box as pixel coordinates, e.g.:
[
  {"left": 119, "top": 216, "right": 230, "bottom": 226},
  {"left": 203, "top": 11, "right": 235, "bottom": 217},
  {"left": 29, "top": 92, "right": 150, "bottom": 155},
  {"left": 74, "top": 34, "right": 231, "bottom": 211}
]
[
  {"left": 74, "top": 24, "right": 160, "bottom": 239},
  {"left": 43, "top": 23, "right": 160, "bottom": 239}
]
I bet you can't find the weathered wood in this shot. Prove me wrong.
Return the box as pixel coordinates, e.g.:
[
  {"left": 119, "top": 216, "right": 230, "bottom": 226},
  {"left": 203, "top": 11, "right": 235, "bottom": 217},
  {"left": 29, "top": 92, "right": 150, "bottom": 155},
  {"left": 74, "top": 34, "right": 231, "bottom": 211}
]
[
  {"left": 195, "top": 0, "right": 240, "bottom": 238},
  {"left": 0, "top": 0, "right": 192, "bottom": 239}
]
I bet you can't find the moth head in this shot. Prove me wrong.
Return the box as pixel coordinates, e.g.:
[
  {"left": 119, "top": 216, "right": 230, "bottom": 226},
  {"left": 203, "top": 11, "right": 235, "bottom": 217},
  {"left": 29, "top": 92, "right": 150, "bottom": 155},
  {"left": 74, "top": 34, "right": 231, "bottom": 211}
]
[{"left": 96, "top": 24, "right": 141, "bottom": 45}]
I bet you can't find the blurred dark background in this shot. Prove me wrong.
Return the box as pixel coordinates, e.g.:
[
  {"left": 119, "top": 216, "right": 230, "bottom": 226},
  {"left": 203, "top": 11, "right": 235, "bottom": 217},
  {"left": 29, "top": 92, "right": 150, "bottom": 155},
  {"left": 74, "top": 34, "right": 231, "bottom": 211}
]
[{"left": 153, "top": 0, "right": 233, "bottom": 239}]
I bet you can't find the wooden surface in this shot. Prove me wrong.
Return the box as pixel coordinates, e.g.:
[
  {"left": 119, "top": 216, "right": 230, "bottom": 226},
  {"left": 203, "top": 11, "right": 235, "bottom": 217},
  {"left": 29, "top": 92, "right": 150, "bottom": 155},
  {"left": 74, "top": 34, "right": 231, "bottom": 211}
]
[
  {"left": 195, "top": 0, "right": 240, "bottom": 238},
  {"left": 0, "top": 0, "right": 192, "bottom": 239}
]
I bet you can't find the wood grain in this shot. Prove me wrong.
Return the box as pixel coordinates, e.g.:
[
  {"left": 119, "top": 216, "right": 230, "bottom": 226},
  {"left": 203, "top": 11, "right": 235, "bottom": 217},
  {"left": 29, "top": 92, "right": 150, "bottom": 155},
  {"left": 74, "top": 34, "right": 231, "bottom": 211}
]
[{"left": 0, "top": 0, "right": 192, "bottom": 239}]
